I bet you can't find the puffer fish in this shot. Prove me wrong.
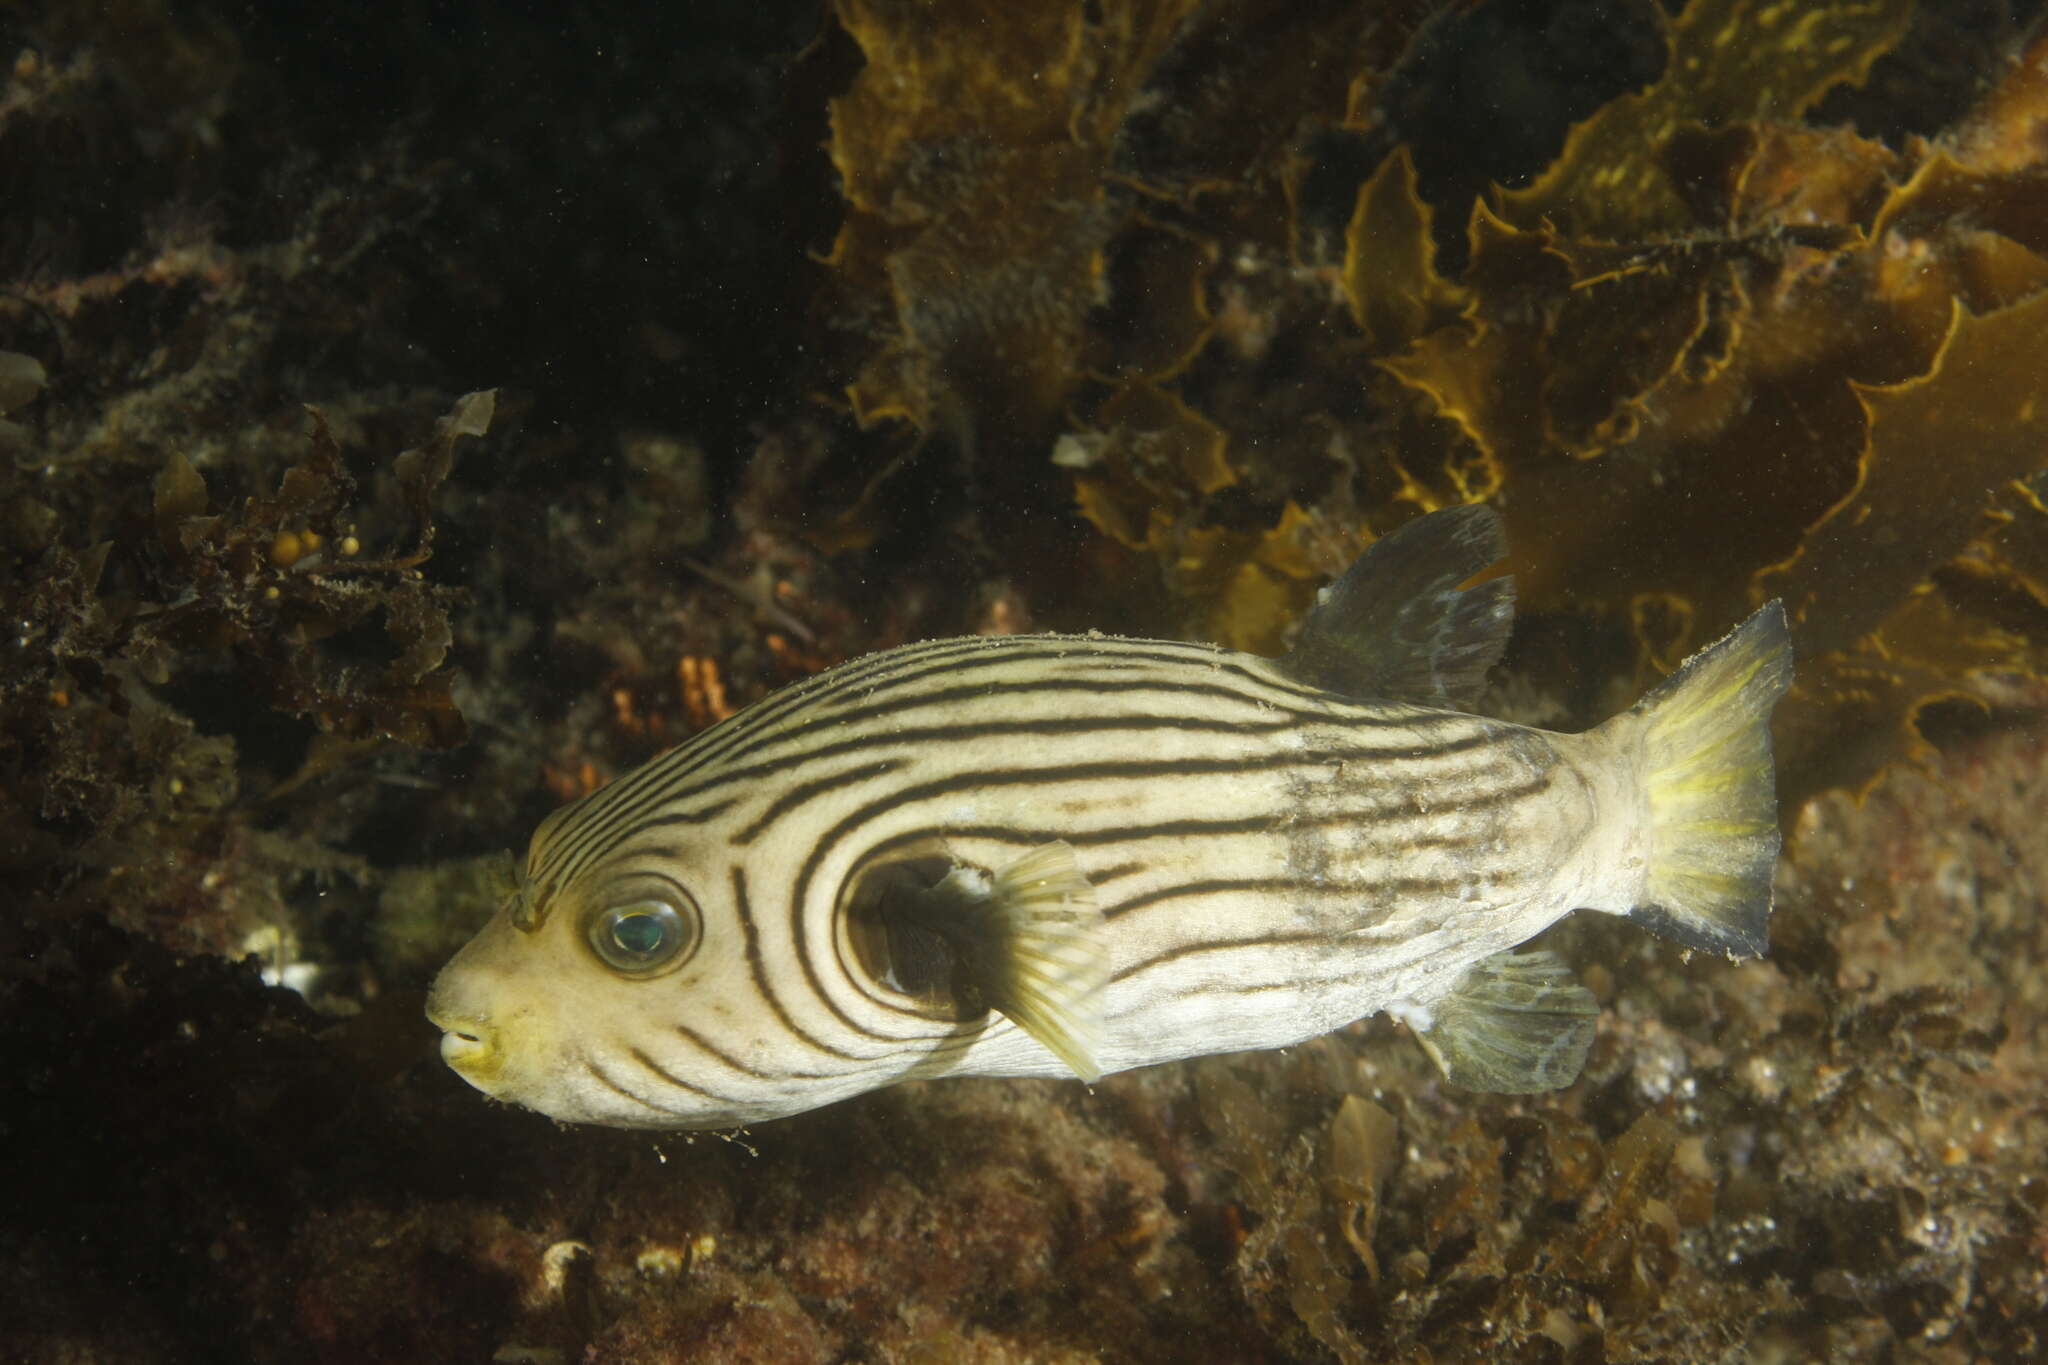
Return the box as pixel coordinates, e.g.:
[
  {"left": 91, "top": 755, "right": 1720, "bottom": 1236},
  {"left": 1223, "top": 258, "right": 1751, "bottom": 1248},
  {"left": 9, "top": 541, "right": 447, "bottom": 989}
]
[{"left": 427, "top": 505, "right": 1792, "bottom": 1129}]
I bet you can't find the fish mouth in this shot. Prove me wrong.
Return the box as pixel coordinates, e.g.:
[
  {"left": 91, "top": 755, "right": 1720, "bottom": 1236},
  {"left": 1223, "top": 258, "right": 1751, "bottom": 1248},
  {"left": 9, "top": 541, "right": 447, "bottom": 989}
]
[
  {"left": 439, "top": 1028, "right": 489, "bottom": 1068},
  {"left": 426, "top": 999, "right": 499, "bottom": 1087}
]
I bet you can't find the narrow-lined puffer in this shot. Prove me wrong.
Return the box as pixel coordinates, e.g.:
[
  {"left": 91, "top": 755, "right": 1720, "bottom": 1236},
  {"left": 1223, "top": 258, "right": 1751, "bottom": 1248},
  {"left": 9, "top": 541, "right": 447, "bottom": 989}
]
[{"left": 428, "top": 505, "right": 1793, "bottom": 1129}]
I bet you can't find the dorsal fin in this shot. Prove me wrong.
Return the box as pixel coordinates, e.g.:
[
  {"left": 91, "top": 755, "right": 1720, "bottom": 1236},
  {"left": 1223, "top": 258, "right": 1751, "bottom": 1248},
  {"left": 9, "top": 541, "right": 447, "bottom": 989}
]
[{"left": 1280, "top": 503, "right": 1514, "bottom": 708}]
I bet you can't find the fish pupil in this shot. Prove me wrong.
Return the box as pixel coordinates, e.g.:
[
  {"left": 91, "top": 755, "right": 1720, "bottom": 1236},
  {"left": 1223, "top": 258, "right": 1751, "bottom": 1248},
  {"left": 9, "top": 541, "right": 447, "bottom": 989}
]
[{"left": 611, "top": 911, "right": 668, "bottom": 957}]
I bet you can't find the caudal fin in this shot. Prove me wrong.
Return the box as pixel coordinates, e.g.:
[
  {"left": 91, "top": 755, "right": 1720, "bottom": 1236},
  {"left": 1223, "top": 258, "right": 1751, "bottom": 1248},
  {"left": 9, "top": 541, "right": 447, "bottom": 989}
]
[{"left": 1624, "top": 602, "right": 1794, "bottom": 959}]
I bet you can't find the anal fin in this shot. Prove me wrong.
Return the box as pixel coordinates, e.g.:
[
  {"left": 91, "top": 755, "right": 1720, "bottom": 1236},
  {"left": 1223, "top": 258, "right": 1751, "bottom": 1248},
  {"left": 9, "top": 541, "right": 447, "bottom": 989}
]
[{"left": 1412, "top": 950, "right": 1598, "bottom": 1094}]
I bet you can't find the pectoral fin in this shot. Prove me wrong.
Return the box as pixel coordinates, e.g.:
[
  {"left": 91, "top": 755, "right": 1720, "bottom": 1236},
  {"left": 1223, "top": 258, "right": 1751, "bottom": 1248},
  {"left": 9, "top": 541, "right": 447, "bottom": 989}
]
[
  {"left": 978, "top": 841, "right": 1107, "bottom": 1082},
  {"left": 1413, "top": 950, "right": 1599, "bottom": 1093}
]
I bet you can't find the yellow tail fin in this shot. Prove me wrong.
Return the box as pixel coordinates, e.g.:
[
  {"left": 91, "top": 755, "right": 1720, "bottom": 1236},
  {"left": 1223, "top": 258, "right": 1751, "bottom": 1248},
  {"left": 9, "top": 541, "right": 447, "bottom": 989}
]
[{"left": 1624, "top": 602, "right": 1793, "bottom": 959}]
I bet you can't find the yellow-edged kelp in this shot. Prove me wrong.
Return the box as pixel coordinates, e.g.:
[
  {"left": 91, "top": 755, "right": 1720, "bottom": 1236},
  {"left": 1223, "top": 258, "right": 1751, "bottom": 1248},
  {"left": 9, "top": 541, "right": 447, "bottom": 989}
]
[{"left": 428, "top": 505, "right": 1792, "bottom": 1129}]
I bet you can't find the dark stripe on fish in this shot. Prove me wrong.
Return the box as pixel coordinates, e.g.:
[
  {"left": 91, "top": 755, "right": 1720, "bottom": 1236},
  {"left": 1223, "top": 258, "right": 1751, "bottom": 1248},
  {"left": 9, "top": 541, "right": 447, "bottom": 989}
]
[
  {"left": 1109, "top": 929, "right": 1338, "bottom": 982},
  {"left": 530, "top": 635, "right": 1003, "bottom": 882},
  {"left": 583, "top": 1051, "right": 691, "bottom": 1118},
  {"left": 730, "top": 866, "right": 871, "bottom": 1062},
  {"left": 670, "top": 1021, "right": 846, "bottom": 1085},
  {"left": 1099, "top": 866, "right": 1516, "bottom": 935},
  {"left": 626, "top": 1044, "right": 751, "bottom": 1107},
  {"left": 731, "top": 758, "right": 908, "bottom": 846},
  {"left": 605, "top": 797, "right": 741, "bottom": 837},
  {"left": 529, "top": 634, "right": 1435, "bottom": 886},
  {"left": 677, "top": 708, "right": 1308, "bottom": 806},
  {"left": 651, "top": 676, "right": 1320, "bottom": 835},
  {"left": 746, "top": 737, "right": 1510, "bottom": 855},
  {"left": 1088, "top": 861, "right": 1148, "bottom": 886}
]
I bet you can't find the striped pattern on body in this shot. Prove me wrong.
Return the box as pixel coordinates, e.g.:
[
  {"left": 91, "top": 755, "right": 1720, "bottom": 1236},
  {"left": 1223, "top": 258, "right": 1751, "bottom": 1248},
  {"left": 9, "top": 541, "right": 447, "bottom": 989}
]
[{"left": 528, "top": 632, "right": 1605, "bottom": 1125}]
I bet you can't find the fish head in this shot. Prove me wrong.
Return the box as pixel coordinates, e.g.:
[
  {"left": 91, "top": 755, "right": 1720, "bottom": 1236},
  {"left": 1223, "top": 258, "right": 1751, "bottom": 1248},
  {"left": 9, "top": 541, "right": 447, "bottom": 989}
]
[{"left": 426, "top": 849, "right": 769, "bottom": 1129}]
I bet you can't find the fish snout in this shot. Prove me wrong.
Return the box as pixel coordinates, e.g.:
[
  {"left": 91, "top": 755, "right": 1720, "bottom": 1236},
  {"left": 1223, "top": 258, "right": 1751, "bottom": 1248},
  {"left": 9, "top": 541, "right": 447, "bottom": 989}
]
[{"left": 426, "top": 975, "right": 508, "bottom": 1092}]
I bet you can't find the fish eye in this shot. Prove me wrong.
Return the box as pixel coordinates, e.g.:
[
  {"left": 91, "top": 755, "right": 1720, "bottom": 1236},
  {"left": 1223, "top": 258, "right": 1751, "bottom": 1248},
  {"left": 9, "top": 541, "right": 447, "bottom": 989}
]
[{"left": 586, "top": 887, "right": 699, "bottom": 976}]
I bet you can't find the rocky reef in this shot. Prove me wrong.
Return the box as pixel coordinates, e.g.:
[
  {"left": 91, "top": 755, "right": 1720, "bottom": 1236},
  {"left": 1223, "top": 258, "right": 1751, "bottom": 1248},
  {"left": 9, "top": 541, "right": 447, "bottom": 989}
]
[{"left": 2, "top": 1, "right": 2045, "bottom": 1360}]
